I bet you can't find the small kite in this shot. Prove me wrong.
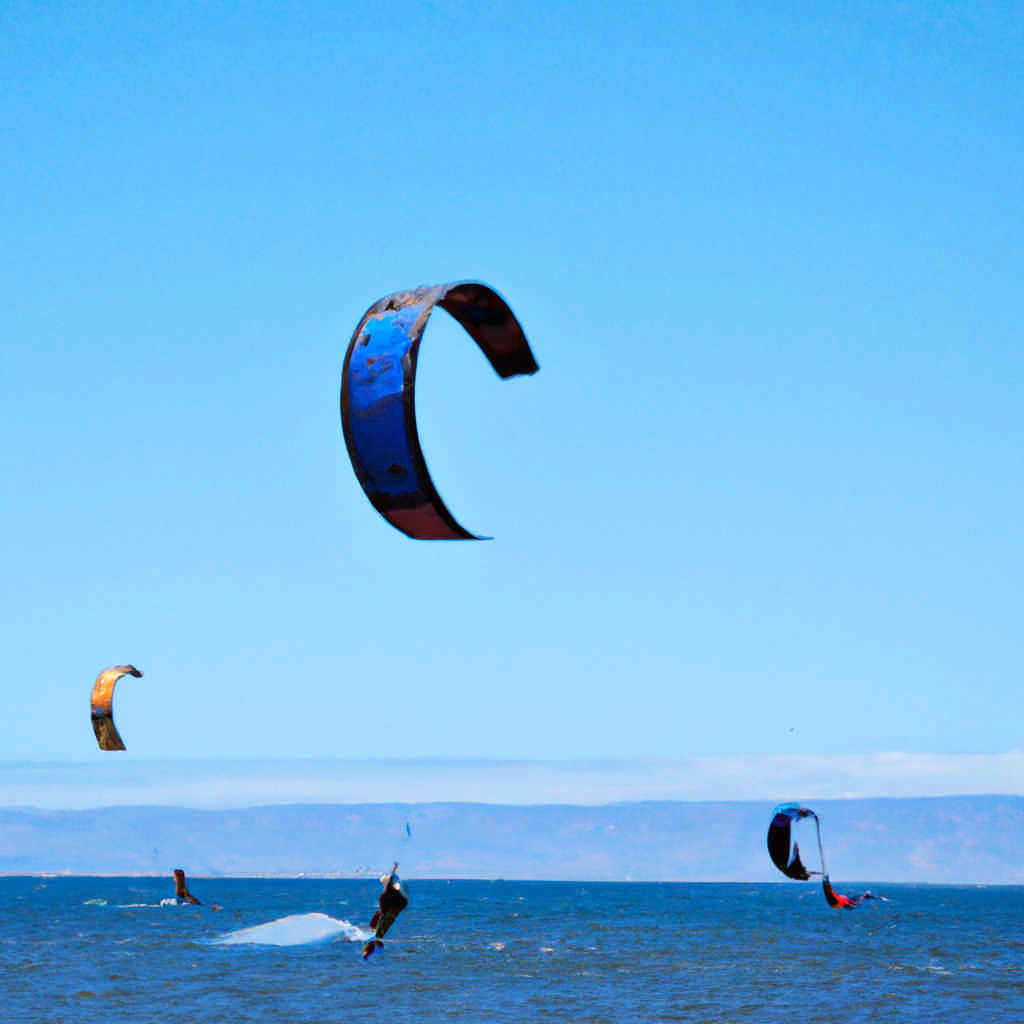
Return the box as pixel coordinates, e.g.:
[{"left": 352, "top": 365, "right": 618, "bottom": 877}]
[
  {"left": 767, "top": 803, "right": 879, "bottom": 909},
  {"left": 362, "top": 862, "right": 408, "bottom": 959},
  {"left": 340, "top": 281, "right": 539, "bottom": 540},
  {"left": 90, "top": 665, "right": 143, "bottom": 751}
]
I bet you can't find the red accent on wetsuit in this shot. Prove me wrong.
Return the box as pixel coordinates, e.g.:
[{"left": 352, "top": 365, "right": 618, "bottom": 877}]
[{"left": 823, "top": 878, "right": 855, "bottom": 909}]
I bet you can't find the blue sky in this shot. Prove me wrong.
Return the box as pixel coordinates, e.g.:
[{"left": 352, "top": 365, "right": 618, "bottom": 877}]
[{"left": 2, "top": 2, "right": 1022, "bottom": 787}]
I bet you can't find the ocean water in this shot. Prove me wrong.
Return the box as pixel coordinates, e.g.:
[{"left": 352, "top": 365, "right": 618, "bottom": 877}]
[{"left": 2, "top": 877, "right": 1022, "bottom": 1023}]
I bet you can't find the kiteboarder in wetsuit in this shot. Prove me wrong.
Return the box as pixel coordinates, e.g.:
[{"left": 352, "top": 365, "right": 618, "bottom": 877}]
[
  {"left": 823, "top": 876, "right": 877, "bottom": 909},
  {"left": 362, "top": 862, "right": 408, "bottom": 959}
]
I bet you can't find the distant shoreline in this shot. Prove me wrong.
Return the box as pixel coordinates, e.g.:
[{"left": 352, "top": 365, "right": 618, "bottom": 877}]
[
  {"left": 1, "top": 874, "right": 1018, "bottom": 888},
  {"left": 3, "top": 797, "right": 1022, "bottom": 885}
]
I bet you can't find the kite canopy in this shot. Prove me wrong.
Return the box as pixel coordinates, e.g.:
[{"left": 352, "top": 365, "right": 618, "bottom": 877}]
[
  {"left": 767, "top": 803, "right": 824, "bottom": 881},
  {"left": 90, "top": 665, "right": 143, "bottom": 751},
  {"left": 173, "top": 869, "right": 201, "bottom": 905},
  {"left": 340, "top": 281, "right": 539, "bottom": 540}
]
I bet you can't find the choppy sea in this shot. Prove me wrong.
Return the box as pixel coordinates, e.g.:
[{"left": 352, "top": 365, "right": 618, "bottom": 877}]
[{"left": 2, "top": 877, "right": 1022, "bottom": 1023}]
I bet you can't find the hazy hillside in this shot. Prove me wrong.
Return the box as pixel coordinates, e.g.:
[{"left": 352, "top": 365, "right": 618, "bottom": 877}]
[{"left": 1, "top": 796, "right": 1020, "bottom": 883}]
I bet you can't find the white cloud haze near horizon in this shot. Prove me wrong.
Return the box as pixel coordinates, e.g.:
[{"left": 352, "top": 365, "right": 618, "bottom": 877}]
[{"left": 1, "top": 752, "right": 1021, "bottom": 810}]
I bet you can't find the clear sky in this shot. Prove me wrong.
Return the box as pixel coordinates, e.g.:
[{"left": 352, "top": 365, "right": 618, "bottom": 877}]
[{"left": 2, "top": 2, "right": 1022, "bottom": 786}]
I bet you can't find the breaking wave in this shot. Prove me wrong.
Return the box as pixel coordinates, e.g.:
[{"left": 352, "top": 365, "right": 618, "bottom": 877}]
[{"left": 212, "top": 912, "right": 371, "bottom": 947}]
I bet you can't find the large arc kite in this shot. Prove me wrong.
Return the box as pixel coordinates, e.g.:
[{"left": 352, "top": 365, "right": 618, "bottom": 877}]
[
  {"left": 90, "top": 665, "right": 143, "bottom": 751},
  {"left": 340, "top": 281, "right": 539, "bottom": 540},
  {"left": 767, "top": 803, "right": 824, "bottom": 881}
]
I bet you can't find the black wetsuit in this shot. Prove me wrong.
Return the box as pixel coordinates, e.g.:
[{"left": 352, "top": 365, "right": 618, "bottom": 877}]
[{"left": 371, "top": 880, "right": 408, "bottom": 936}]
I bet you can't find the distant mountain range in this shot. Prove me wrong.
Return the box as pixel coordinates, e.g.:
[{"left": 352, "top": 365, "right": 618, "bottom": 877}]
[{"left": 1, "top": 796, "right": 1019, "bottom": 883}]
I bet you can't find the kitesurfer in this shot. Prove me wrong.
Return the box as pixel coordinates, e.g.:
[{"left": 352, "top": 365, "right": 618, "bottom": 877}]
[
  {"left": 362, "top": 862, "right": 408, "bottom": 959},
  {"left": 823, "top": 877, "right": 874, "bottom": 909}
]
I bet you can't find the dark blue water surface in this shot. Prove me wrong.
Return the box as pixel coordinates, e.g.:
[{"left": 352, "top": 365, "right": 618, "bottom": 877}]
[{"left": 2, "top": 878, "right": 1022, "bottom": 1023}]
